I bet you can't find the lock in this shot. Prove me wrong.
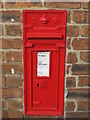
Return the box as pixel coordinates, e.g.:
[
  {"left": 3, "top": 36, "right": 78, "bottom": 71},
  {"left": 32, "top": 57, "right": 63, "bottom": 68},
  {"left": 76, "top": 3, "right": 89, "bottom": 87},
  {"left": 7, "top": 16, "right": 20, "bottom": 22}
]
[{"left": 34, "top": 80, "right": 47, "bottom": 88}]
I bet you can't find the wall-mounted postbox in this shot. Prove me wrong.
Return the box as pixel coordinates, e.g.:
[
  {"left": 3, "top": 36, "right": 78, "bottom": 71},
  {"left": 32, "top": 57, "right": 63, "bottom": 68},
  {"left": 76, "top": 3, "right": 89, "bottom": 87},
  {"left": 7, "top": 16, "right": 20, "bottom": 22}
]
[{"left": 23, "top": 10, "right": 67, "bottom": 116}]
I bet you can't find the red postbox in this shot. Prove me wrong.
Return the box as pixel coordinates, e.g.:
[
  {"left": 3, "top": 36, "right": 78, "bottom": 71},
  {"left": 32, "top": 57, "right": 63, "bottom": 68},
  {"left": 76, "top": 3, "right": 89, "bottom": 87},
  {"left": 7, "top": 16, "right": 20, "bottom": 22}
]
[{"left": 23, "top": 10, "right": 67, "bottom": 116}]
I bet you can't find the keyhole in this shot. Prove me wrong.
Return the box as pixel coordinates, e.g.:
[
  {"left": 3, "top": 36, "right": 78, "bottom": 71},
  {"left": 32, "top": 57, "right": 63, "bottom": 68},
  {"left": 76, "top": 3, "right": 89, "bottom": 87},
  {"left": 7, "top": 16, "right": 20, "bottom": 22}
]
[{"left": 37, "top": 83, "right": 39, "bottom": 87}]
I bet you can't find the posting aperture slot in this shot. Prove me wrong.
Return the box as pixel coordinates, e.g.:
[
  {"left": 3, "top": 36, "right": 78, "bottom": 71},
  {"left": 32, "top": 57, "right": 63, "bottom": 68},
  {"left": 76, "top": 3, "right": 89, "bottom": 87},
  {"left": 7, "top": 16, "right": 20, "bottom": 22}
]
[{"left": 27, "top": 33, "right": 63, "bottom": 40}]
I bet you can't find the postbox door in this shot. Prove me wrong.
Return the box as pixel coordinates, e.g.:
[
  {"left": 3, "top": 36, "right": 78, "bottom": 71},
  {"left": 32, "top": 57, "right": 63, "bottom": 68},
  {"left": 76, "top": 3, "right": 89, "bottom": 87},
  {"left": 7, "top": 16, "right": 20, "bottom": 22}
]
[
  {"left": 32, "top": 50, "right": 59, "bottom": 110},
  {"left": 23, "top": 10, "right": 67, "bottom": 116}
]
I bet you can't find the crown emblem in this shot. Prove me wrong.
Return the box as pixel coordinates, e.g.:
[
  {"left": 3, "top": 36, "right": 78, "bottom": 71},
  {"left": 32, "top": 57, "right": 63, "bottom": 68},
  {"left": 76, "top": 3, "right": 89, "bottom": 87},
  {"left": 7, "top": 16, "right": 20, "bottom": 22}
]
[{"left": 40, "top": 14, "right": 49, "bottom": 24}]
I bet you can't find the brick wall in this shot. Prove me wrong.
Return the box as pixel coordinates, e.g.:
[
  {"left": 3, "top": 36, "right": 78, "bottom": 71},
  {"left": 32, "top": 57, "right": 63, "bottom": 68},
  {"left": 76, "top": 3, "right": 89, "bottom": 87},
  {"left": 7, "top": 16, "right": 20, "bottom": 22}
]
[{"left": 0, "top": 1, "right": 89, "bottom": 119}]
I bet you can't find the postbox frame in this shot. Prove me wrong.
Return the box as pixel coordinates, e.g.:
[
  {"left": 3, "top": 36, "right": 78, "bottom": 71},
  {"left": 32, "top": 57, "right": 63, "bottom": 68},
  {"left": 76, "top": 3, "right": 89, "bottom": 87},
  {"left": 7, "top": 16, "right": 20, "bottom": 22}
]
[{"left": 23, "top": 10, "right": 67, "bottom": 116}]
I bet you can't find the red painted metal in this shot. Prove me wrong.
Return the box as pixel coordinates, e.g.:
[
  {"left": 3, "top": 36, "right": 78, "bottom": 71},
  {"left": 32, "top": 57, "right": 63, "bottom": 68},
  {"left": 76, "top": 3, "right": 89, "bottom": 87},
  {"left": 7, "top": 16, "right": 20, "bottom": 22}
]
[{"left": 23, "top": 10, "right": 67, "bottom": 116}]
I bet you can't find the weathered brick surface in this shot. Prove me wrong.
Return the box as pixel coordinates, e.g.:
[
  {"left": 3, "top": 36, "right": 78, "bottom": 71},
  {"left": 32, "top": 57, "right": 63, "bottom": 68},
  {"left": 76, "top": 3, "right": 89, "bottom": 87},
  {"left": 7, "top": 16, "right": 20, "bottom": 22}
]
[
  {"left": 45, "top": 2, "right": 81, "bottom": 9},
  {"left": 66, "top": 77, "right": 76, "bottom": 88},
  {"left": 82, "top": 2, "right": 88, "bottom": 9},
  {"left": 0, "top": 2, "right": 3, "bottom": 9},
  {"left": 88, "top": 11, "right": 90, "bottom": 23},
  {"left": 72, "top": 64, "right": 89, "bottom": 75},
  {"left": 78, "top": 76, "right": 89, "bottom": 87},
  {"left": 65, "top": 101, "right": 75, "bottom": 111},
  {"left": 0, "top": 52, "right": 5, "bottom": 61},
  {"left": 5, "top": 2, "right": 30, "bottom": 9},
  {"left": 0, "top": 100, "right": 2, "bottom": 110},
  {"left": 0, "top": 100, "right": 7, "bottom": 110},
  {"left": 67, "top": 38, "right": 71, "bottom": 49},
  {"left": 2, "top": 38, "right": 22, "bottom": 49},
  {"left": 80, "top": 52, "right": 90, "bottom": 63},
  {"left": 2, "top": 88, "right": 23, "bottom": 99},
  {"left": 8, "top": 100, "right": 22, "bottom": 111},
  {"left": 67, "top": 65, "right": 71, "bottom": 74},
  {"left": 6, "top": 76, "right": 23, "bottom": 88},
  {"left": 2, "top": 75, "right": 5, "bottom": 88},
  {"left": 77, "top": 101, "right": 89, "bottom": 111},
  {"left": 30, "top": 1, "right": 42, "bottom": 7},
  {"left": 67, "top": 88, "right": 89, "bottom": 99},
  {"left": 80, "top": 25, "right": 89, "bottom": 37},
  {"left": 6, "top": 51, "right": 22, "bottom": 62},
  {"left": 2, "top": 100, "right": 7, "bottom": 110},
  {"left": 67, "top": 25, "right": 79, "bottom": 37},
  {"left": 5, "top": 1, "right": 41, "bottom": 9},
  {"left": 2, "top": 110, "right": 23, "bottom": 118},
  {"left": 67, "top": 11, "right": 71, "bottom": 23},
  {"left": 67, "top": 52, "right": 78, "bottom": 64},
  {"left": 72, "top": 38, "right": 89, "bottom": 50},
  {"left": 0, "top": 24, "right": 4, "bottom": 36},
  {"left": 2, "top": 11, "right": 22, "bottom": 22},
  {"left": 5, "top": 25, "right": 22, "bottom": 36},
  {"left": 72, "top": 11, "right": 88, "bottom": 23},
  {"left": 66, "top": 112, "right": 88, "bottom": 118},
  {"left": 2, "top": 63, "right": 23, "bottom": 75},
  {"left": 2, "top": 38, "right": 12, "bottom": 49}
]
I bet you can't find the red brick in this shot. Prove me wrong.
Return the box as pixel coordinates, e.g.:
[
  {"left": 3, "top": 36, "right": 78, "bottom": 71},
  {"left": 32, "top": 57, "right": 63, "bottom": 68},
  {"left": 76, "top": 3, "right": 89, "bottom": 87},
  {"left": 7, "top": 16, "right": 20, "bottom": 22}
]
[
  {"left": 12, "top": 39, "right": 22, "bottom": 49},
  {"left": 0, "top": 52, "right": 5, "bottom": 61},
  {"left": 0, "top": 2, "right": 3, "bottom": 9},
  {"left": 67, "top": 65, "right": 71, "bottom": 74},
  {"left": 2, "top": 38, "right": 12, "bottom": 49},
  {"left": 2, "top": 38, "right": 22, "bottom": 49},
  {"left": 77, "top": 100, "right": 89, "bottom": 111},
  {"left": 2, "top": 75, "right": 6, "bottom": 88},
  {"left": 5, "top": 1, "right": 41, "bottom": 9},
  {"left": 67, "top": 38, "right": 71, "bottom": 49},
  {"left": 0, "top": 100, "right": 7, "bottom": 110},
  {"left": 6, "top": 76, "right": 23, "bottom": 88},
  {"left": 66, "top": 112, "right": 88, "bottom": 118},
  {"left": 9, "top": 100, "right": 22, "bottom": 111},
  {"left": 5, "top": 2, "right": 31, "bottom": 9},
  {"left": 72, "top": 38, "right": 89, "bottom": 50},
  {"left": 72, "top": 11, "right": 87, "bottom": 23},
  {"left": 80, "top": 52, "right": 90, "bottom": 63},
  {"left": 2, "top": 63, "right": 12, "bottom": 74},
  {"left": 5, "top": 25, "right": 22, "bottom": 36},
  {"left": 88, "top": 11, "right": 90, "bottom": 23},
  {"left": 45, "top": 2, "right": 81, "bottom": 9},
  {"left": 30, "top": 1, "right": 42, "bottom": 7},
  {"left": 2, "top": 10, "right": 21, "bottom": 22},
  {"left": 82, "top": 2, "right": 88, "bottom": 9},
  {"left": 67, "top": 11, "right": 71, "bottom": 23},
  {"left": 80, "top": 25, "right": 89, "bottom": 37},
  {"left": 71, "top": 64, "right": 89, "bottom": 75},
  {"left": 6, "top": 51, "right": 22, "bottom": 62},
  {"left": 67, "top": 52, "right": 78, "bottom": 64},
  {"left": 2, "top": 110, "right": 8, "bottom": 118},
  {"left": 0, "top": 25, "right": 2, "bottom": 36},
  {"left": 67, "top": 25, "right": 79, "bottom": 37},
  {"left": 2, "top": 88, "right": 23, "bottom": 99},
  {"left": 0, "top": 38, "right": 1, "bottom": 49},
  {"left": 78, "top": 76, "right": 89, "bottom": 87},
  {"left": 2, "top": 63, "right": 23, "bottom": 75},
  {"left": 2, "top": 100, "right": 7, "bottom": 110},
  {"left": 0, "top": 112, "right": 1, "bottom": 118},
  {"left": 0, "top": 24, "right": 4, "bottom": 36},
  {"left": 2, "top": 110, "right": 23, "bottom": 118},
  {"left": 66, "top": 77, "right": 76, "bottom": 88},
  {"left": 67, "top": 88, "right": 89, "bottom": 99},
  {"left": 0, "top": 100, "right": 1, "bottom": 110},
  {"left": 44, "top": 2, "right": 58, "bottom": 8},
  {"left": 65, "top": 101, "right": 75, "bottom": 111}
]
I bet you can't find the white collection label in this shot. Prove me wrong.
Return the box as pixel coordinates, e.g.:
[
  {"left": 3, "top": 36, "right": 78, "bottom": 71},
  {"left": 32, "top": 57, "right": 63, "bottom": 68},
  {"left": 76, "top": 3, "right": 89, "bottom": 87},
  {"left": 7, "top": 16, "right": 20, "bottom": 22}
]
[{"left": 37, "top": 52, "right": 50, "bottom": 77}]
